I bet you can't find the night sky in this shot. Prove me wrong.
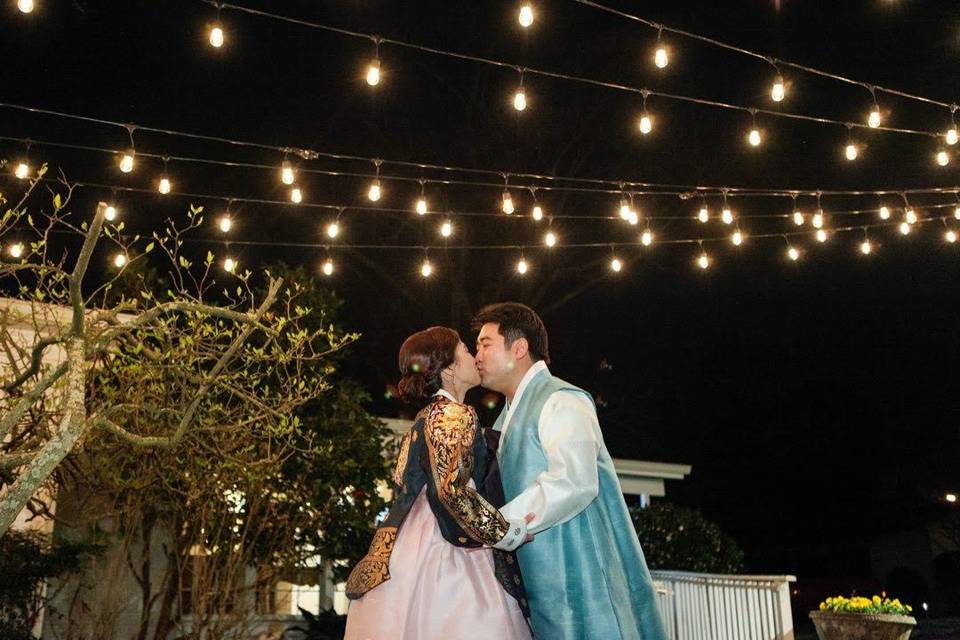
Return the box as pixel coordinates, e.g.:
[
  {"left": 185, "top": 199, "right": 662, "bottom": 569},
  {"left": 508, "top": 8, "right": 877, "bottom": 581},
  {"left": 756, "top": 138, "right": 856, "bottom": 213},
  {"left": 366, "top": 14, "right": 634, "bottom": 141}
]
[{"left": 2, "top": 0, "right": 959, "bottom": 587}]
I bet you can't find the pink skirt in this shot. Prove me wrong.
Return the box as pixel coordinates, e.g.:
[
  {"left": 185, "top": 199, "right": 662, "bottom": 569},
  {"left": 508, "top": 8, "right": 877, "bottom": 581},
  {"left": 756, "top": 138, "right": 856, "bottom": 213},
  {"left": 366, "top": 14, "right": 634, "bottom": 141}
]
[{"left": 344, "top": 487, "right": 531, "bottom": 640}]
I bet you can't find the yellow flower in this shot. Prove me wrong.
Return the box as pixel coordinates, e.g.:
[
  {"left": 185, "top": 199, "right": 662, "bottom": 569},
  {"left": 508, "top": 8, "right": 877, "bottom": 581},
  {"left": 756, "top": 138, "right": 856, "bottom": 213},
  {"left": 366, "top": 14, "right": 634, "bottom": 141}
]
[{"left": 873, "top": 596, "right": 881, "bottom": 604}]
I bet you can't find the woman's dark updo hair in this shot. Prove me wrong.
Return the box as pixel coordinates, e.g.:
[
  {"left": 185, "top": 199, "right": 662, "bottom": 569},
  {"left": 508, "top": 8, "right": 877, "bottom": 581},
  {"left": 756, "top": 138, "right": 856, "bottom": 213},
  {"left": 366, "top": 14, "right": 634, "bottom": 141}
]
[{"left": 397, "top": 326, "right": 460, "bottom": 405}]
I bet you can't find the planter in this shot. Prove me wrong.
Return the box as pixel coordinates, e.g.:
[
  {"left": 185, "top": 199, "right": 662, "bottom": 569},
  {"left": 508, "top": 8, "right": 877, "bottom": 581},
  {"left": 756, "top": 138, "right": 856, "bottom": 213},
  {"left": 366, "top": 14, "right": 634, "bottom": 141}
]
[{"left": 810, "top": 610, "right": 916, "bottom": 640}]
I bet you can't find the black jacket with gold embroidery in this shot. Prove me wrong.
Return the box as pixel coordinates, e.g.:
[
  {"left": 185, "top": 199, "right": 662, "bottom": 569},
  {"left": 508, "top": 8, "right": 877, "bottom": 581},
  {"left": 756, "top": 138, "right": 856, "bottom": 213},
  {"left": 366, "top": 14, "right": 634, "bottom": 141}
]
[{"left": 345, "top": 396, "right": 527, "bottom": 613}]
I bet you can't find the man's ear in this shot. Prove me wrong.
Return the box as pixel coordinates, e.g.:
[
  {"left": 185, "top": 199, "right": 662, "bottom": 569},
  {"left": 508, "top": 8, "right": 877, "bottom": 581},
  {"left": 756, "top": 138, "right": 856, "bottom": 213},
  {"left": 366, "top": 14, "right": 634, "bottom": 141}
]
[{"left": 512, "top": 337, "right": 530, "bottom": 360}]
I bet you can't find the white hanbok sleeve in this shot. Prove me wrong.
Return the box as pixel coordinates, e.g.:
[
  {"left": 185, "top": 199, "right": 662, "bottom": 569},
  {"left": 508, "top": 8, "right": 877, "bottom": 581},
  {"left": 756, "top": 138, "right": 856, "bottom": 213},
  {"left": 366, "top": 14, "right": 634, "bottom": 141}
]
[{"left": 497, "top": 390, "right": 600, "bottom": 537}]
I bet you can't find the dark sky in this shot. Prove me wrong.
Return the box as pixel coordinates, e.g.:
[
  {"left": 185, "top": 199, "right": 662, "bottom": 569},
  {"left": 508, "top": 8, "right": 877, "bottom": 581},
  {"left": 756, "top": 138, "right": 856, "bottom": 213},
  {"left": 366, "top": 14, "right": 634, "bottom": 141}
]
[{"left": 2, "top": 0, "right": 959, "bottom": 580}]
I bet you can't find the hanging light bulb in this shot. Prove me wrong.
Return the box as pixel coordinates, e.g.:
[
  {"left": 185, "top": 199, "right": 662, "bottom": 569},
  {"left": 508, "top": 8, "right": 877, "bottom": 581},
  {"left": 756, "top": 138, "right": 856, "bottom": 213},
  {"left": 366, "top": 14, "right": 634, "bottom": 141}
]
[
  {"left": 868, "top": 107, "right": 881, "bottom": 129},
  {"left": 420, "top": 260, "right": 433, "bottom": 278},
  {"left": 816, "top": 229, "right": 828, "bottom": 243},
  {"left": 619, "top": 199, "right": 632, "bottom": 220},
  {"left": 440, "top": 220, "right": 453, "bottom": 237},
  {"left": 119, "top": 150, "right": 135, "bottom": 173},
  {"left": 787, "top": 246, "right": 800, "bottom": 261},
  {"left": 641, "top": 229, "right": 654, "bottom": 246},
  {"left": 879, "top": 205, "right": 891, "bottom": 220},
  {"left": 518, "top": 4, "right": 534, "bottom": 27},
  {"left": 654, "top": 45, "right": 669, "bottom": 69},
  {"left": 8, "top": 242, "right": 24, "bottom": 259},
  {"left": 793, "top": 210, "right": 805, "bottom": 226},
  {"left": 502, "top": 190, "right": 515, "bottom": 214},
  {"left": 321, "top": 258, "right": 335, "bottom": 276},
  {"left": 112, "top": 253, "right": 127, "bottom": 268},
  {"left": 14, "top": 162, "right": 29, "bottom": 180},
  {"left": 905, "top": 208, "right": 918, "bottom": 225},
  {"left": 209, "top": 24, "right": 225, "bottom": 48},
  {"left": 158, "top": 176, "right": 172, "bottom": 194},
  {"left": 771, "top": 77, "right": 786, "bottom": 102},
  {"left": 609, "top": 257, "right": 623, "bottom": 272},
  {"left": 697, "top": 207, "right": 709, "bottom": 223},
  {"left": 532, "top": 205, "right": 544, "bottom": 221},
  {"left": 104, "top": 205, "right": 118, "bottom": 221},
  {"left": 415, "top": 198, "right": 428, "bottom": 215},
  {"left": 954, "top": 206, "right": 960, "bottom": 221},
  {"left": 721, "top": 207, "right": 734, "bottom": 225},
  {"left": 366, "top": 59, "right": 381, "bottom": 86},
  {"left": 845, "top": 143, "right": 859, "bottom": 161},
  {"left": 936, "top": 150, "right": 950, "bottom": 166},
  {"left": 748, "top": 128, "right": 762, "bottom": 147},
  {"left": 697, "top": 252, "right": 710, "bottom": 270},
  {"left": 945, "top": 229, "right": 957, "bottom": 243},
  {"left": 218, "top": 214, "right": 232, "bottom": 233},
  {"left": 513, "top": 88, "right": 527, "bottom": 111},
  {"left": 368, "top": 180, "right": 382, "bottom": 202},
  {"left": 516, "top": 258, "right": 529, "bottom": 274},
  {"left": 223, "top": 257, "right": 237, "bottom": 273},
  {"left": 326, "top": 222, "right": 340, "bottom": 239},
  {"left": 290, "top": 187, "right": 303, "bottom": 203},
  {"left": 281, "top": 160, "right": 295, "bottom": 185},
  {"left": 626, "top": 210, "right": 639, "bottom": 226},
  {"left": 731, "top": 229, "right": 744, "bottom": 246},
  {"left": 17, "top": 0, "right": 33, "bottom": 13},
  {"left": 860, "top": 239, "right": 873, "bottom": 255},
  {"left": 638, "top": 113, "right": 653, "bottom": 135},
  {"left": 812, "top": 210, "right": 824, "bottom": 229},
  {"left": 899, "top": 221, "right": 911, "bottom": 235},
  {"left": 544, "top": 231, "right": 557, "bottom": 247},
  {"left": 947, "top": 127, "right": 959, "bottom": 146}
]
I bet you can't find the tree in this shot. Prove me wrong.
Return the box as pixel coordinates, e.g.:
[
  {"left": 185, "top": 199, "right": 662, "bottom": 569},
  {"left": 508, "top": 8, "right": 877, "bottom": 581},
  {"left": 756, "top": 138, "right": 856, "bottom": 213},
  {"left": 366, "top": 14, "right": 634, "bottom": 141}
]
[{"left": 631, "top": 501, "right": 744, "bottom": 574}]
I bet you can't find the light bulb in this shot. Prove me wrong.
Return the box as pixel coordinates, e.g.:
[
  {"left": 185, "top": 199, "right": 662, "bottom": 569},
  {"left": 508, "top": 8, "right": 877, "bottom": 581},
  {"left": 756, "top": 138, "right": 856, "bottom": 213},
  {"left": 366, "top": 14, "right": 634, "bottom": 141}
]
[
  {"left": 937, "top": 150, "right": 950, "bottom": 166},
  {"left": 502, "top": 191, "right": 515, "bottom": 214},
  {"left": 879, "top": 206, "right": 890, "bottom": 220},
  {"left": 532, "top": 205, "right": 544, "bottom": 221},
  {"left": 946, "top": 229, "right": 958, "bottom": 243},
  {"left": 209, "top": 25, "right": 224, "bottom": 48},
  {"left": 947, "top": 128, "right": 959, "bottom": 146},
  {"left": 218, "top": 215, "right": 232, "bottom": 233},
  {"left": 771, "top": 79, "right": 785, "bottom": 102},
  {"left": 440, "top": 221, "right": 453, "bottom": 237},
  {"left": 366, "top": 60, "right": 381, "bottom": 86},
  {"left": 619, "top": 201, "right": 632, "bottom": 220},
  {"left": 415, "top": 198, "right": 428, "bottom": 215},
  {"left": 721, "top": 208, "right": 734, "bottom": 225},
  {"left": 641, "top": 229, "right": 653, "bottom": 246},
  {"left": 868, "top": 108, "right": 881, "bottom": 128},
  {"left": 322, "top": 259, "right": 334, "bottom": 276},
  {"left": 518, "top": 4, "right": 534, "bottom": 27},
  {"left": 113, "top": 253, "right": 127, "bottom": 268},
  {"left": 609, "top": 257, "right": 622, "bottom": 272},
  {"left": 290, "top": 187, "right": 303, "bottom": 203},
  {"left": 638, "top": 114, "right": 653, "bottom": 135},
  {"left": 788, "top": 246, "right": 800, "bottom": 261},
  {"left": 281, "top": 161, "right": 295, "bottom": 185},
  {"left": 697, "top": 252, "right": 710, "bottom": 269},
  {"left": 8, "top": 242, "right": 24, "bottom": 258},
  {"left": 697, "top": 207, "right": 709, "bottom": 223},
  {"left": 326, "top": 222, "right": 340, "bottom": 239},
  {"left": 544, "top": 231, "right": 557, "bottom": 247},
  {"left": 860, "top": 240, "right": 872, "bottom": 255},
  {"left": 654, "top": 46, "right": 669, "bottom": 69},
  {"left": 17, "top": 0, "right": 33, "bottom": 13},
  {"left": 748, "top": 129, "right": 762, "bottom": 147},
  {"left": 955, "top": 206, "right": 960, "bottom": 221},
  {"left": 368, "top": 180, "right": 382, "bottom": 202},
  {"left": 905, "top": 208, "right": 917, "bottom": 224},
  {"left": 731, "top": 230, "right": 743, "bottom": 246},
  {"left": 899, "top": 222, "right": 911, "bottom": 235},
  {"left": 516, "top": 258, "right": 528, "bottom": 274},
  {"left": 420, "top": 260, "right": 433, "bottom": 278},
  {"left": 104, "top": 205, "right": 118, "bottom": 221},
  {"left": 845, "top": 144, "right": 858, "bottom": 161},
  {"left": 223, "top": 257, "right": 237, "bottom": 273},
  {"left": 158, "top": 176, "right": 171, "bottom": 194},
  {"left": 816, "top": 229, "right": 828, "bottom": 243},
  {"left": 14, "top": 162, "right": 29, "bottom": 180},
  {"left": 812, "top": 211, "right": 824, "bottom": 229},
  {"left": 627, "top": 211, "right": 639, "bottom": 225},
  {"left": 513, "top": 89, "right": 527, "bottom": 111},
  {"left": 119, "top": 152, "right": 135, "bottom": 173},
  {"left": 793, "top": 211, "right": 805, "bottom": 226}
]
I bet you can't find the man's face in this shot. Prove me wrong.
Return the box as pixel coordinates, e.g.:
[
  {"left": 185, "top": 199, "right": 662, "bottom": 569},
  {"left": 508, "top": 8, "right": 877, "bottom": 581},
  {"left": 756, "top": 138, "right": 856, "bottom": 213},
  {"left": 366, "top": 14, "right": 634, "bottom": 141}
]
[{"left": 475, "top": 322, "right": 516, "bottom": 393}]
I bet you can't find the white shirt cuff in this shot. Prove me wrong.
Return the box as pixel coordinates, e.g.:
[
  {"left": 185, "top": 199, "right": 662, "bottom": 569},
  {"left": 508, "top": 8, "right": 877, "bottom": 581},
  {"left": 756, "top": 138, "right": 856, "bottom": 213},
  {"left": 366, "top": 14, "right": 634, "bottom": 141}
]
[{"left": 491, "top": 516, "right": 527, "bottom": 551}]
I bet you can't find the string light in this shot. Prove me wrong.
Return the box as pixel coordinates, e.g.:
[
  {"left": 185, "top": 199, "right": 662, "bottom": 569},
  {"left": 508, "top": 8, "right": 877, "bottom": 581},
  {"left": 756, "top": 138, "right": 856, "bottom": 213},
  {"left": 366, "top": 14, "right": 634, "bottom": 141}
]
[
  {"left": 119, "top": 150, "right": 135, "bottom": 174},
  {"left": 816, "top": 228, "right": 828, "bottom": 243},
  {"left": 905, "top": 208, "right": 918, "bottom": 224},
  {"left": 731, "top": 229, "right": 744, "bottom": 246},
  {"left": 771, "top": 76, "right": 786, "bottom": 103},
  {"left": 440, "top": 220, "right": 453, "bottom": 237},
  {"left": 326, "top": 221, "right": 340, "bottom": 239},
  {"left": 867, "top": 88, "right": 882, "bottom": 128},
  {"left": 653, "top": 26, "right": 669, "bottom": 69},
  {"left": 787, "top": 245, "right": 800, "bottom": 261},
  {"left": 845, "top": 143, "right": 859, "bottom": 161},
  {"left": 513, "top": 87, "right": 527, "bottom": 111},
  {"left": 609, "top": 257, "right": 623, "bottom": 272},
  {"left": 420, "top": 259, "right": 433, "bottom": 278},
  {"left": 721, "top": 207, "right": 734, "bottom": 225},
  {"left": 367, "top": 180, "right": 382, "bottom": 202},
  {"left": 641, "top": 228, "right": 654, "bottom": 246},
  {"left": 619, "top": 196, "right": 632, "bottom": 220},
  {"left": 544, "top": 231, "right": 557, "bottom": 247},
  {"left": 860, "top": 239, "right": 872, "bottom": 255},
  {"left": 532, "top": 204, "right": 544, "bottom": 221},
  {"left": 17, "top": 0, "right": 33, "bottom": 13},
  {"left": 502, "top": 189, "right": 515, "bottom": 214},
  {"left": 112, "top": 253, "right": 127, "bottom": 268},
  {"left": 518, "top": 4, "right": 534, "bottom": 28},
  {"left": 415, "top": 180, "right": 428, "bottom": 215},
  {"left": 281, "top": 159, "right": 295, "bottom": 185},
  {"left": 947, "top": 127, "right": 959, "bottom": 146},
  {"left": 955, "top": 205, "right": 960, "bottom": 221},
  {"left": 638, "top": 112, "right": 653, "bottom": 135},
  {"left": 7, "top": 242, "right": 24, "bottom": 259},
  {"left": 218, "top": 214, "right": 233, "bottom": 233},
  {"left": 793, "top": 210, "right": 805, "bottom": 225},
  {"left": 366, "top": 58, "right": 381, "bottom": 86},
  {"left": 290, "top": 187, "right": 303, "bottom": 203},
  {"left": 697, "top": 206, "right": 709, "bottom": 223},
  {"left": 936, "top": 150, "right": 950, "bottom": 166},
  {"left": 14, "top": 162, "right": 29, "bottom": 180},
  {"left": 899, "top": 221, "right": 911, "bottom": 235},
  {"left": 516, "top": 256, "right": 529, "bottom": 274},
  {"left": 322, "top": 258, "right": 335, "bottom": 276},
  {"left": 812, "top": 210, "right": 824, "bottom": 229},
  {"left": 696, "top": 250, "right": 710, "bottom": 270},
  {"left": 748, "top": 127, "right": 762, "bottom": 147},
  {"left": 158, "top": 175, "right": 172, "bottom": 194},
  {"left": 209, "top": 20, "right": 225, "bottom": 48},
  {"left": 879, "top": 205, "right": 891, "bottom": 220},
  {"left": 945, "top": 229, "right": 957, "bottom": 243},
  {"left": 104, "top": 204, "right": 118, "bottom": 221},
  {"left": 223, "top": 257, "right": 237, "bottom": 273},
  {"left": 627, "top": 210, "right": 639, "bottom": 225}
]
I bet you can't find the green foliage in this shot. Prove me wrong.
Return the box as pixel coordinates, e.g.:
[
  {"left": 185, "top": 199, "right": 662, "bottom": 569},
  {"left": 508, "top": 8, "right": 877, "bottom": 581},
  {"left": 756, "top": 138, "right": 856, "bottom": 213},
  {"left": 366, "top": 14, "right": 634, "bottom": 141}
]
[{"left": 630, "top": 501, "right": 744, "bottom": 574}]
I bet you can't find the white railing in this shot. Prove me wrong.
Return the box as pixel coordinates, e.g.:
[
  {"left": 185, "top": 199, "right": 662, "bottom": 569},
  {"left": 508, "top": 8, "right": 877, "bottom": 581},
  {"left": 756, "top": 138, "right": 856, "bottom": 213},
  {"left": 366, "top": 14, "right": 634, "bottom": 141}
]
[{"left": 650, "top": 571, "right": 797, "bottom": 640}]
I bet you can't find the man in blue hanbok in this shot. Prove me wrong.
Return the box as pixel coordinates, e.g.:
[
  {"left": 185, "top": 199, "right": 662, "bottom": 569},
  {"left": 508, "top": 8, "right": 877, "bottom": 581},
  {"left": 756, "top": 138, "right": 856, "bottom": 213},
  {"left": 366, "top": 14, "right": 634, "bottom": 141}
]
[{"left": 475, "top": 302, "right": 667, "bottom": 640}]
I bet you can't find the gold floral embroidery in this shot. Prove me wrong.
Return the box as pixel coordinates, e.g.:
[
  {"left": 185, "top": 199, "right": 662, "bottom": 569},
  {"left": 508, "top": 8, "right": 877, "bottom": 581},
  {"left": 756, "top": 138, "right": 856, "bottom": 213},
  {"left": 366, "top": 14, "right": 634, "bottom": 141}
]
[
  {"left": 345, "top": 527, "right": 398, "bottom": 598},
  {"left": 424, "top": 399, "right": 509, "bottom": 546},
  {"left": 392, "top": 431, "right": 412, "bottom": 487}
]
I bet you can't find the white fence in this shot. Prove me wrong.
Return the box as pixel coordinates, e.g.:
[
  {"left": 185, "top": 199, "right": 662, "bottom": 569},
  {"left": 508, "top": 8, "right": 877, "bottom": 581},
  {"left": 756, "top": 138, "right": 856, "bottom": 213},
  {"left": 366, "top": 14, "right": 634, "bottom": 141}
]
[{"left": 651, "top": 571, "right": 797, "bottom": 640}]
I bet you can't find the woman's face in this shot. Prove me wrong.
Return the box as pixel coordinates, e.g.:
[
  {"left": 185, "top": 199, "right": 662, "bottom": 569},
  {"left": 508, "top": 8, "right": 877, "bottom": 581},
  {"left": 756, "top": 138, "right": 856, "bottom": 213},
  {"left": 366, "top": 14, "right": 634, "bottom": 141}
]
[{"left": 447, "top": 341, "right": 481, "bottom": 389}]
